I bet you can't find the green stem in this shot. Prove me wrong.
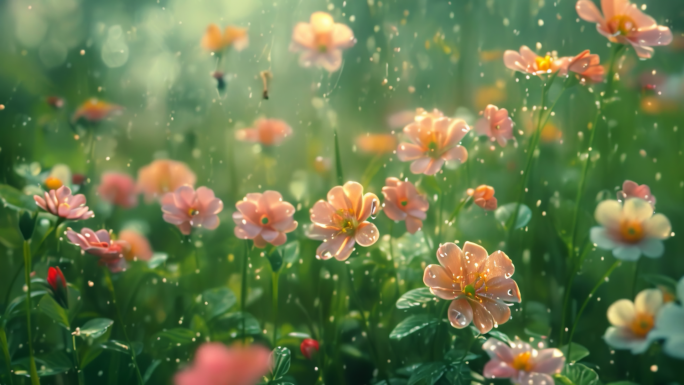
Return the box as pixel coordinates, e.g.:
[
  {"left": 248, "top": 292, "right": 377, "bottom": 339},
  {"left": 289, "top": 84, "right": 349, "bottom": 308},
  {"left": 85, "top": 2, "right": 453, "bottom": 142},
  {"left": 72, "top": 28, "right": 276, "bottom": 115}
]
[
  {"left": 432, "top": 300, "right": 450, "bottom": 359},
  {"left": 558, "top": 241, "right": 591, "bottom": 345},
  {"left": 241, "top": 241, "right": 250, "bottom": 343},
  {"left": 23, "top": 241, "right": 40, "bottom": 385},
  {"left": 71, "top": 335, "right": 84, "bottom": 385},
  {"left": 271, "top": 271, "right": 279, "bottom": 348},
  {"left": 333, "top": 129, "right": 344, "bottom": 185},
  {"left": 566, "top": 260, "right": 621, "bottom": 358},
  {"left": 631, "top": 259, "right": 641, "bottom": 298},
  {"left": 104, "top": 269, "right": 144, "bottom": 385},
  {"left": 0, "top": 327, "right": 14, "bottom": 385}
]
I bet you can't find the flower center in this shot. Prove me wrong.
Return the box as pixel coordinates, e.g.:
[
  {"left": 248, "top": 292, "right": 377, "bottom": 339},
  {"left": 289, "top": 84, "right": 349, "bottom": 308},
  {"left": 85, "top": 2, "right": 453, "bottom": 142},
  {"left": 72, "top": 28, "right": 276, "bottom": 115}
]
[
  {"left": 608, "top": 15, "right": 636, "bottom": 36},
  {"left": 630, "top": 312, "right": 654, "bottom": 338},
  {"left": 315, "top": 33, "right": 332, "bottom": 52},
  {"left": 400, "top": 199, "right": 408, "bottom": 207},
  {"left": 511, "top": 352, "right": 533, "bottom": 372},
  {"left": 45, "top": 177, "right": 63, "bottom": 190},
  {"left": 619, "top": 219, "right": 644, "bottom": 244},
  {"left": 187, "top": 208, "right": 199, "bottom": 216},
  {"left": 426, "top": 141, "right": 440, "bottom": 157},
  {"left": 261, "top": 216, "right": 269, "bottom": 225},
  {"left": 464, "top": 284, "right": 476, "bottom": 297},
  {"left": 535, "top": 55, "right": 553, "bottom": 72}
]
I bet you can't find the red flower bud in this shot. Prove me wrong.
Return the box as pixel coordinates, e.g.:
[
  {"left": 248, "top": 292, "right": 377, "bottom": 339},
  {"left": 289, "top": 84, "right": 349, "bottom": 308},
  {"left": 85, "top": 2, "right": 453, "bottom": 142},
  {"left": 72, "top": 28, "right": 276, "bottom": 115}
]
[
  {"left": 300, "top": 338, "right": 319, "bottom": 360},
  {"left": 47, "top": 267, "right": 69, "bottom": 308},
  {"left": 72, "top": 173, "right": 86, "bottom": 185}
]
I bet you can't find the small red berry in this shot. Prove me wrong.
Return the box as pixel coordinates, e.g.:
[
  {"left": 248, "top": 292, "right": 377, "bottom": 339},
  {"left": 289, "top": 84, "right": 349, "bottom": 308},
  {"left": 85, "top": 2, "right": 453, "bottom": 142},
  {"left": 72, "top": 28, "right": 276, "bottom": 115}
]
[{"left": 300, "top": 338, "right": 319, "bottom": 360}]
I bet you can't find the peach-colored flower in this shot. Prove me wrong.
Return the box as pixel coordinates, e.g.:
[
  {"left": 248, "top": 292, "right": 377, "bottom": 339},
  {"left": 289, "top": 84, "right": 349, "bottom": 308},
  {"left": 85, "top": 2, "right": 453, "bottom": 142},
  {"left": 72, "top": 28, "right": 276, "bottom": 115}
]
[
  {"left": 396, "top": 108, "right": 470, "bottom": 175},
  {"left": 474, "top": 105, "right": 513, "bottom": 147},
  {"left": 233, "top": 191, "right": 298, "bottom": 248},
  {"left": 467, "top": 185, "right": 498, "bottom": 211},
  {"left": 71, "top": 98, "right": 123, "bottom": 123},
  {"left": 356, "top": 134, "right": 397, "bottom": 154},
  {"left": 483, "top": 337, "right": 565, "bottom": 384},
  {"left": 381, "top": 177, "right": 429, "bottom": 234},
  {"left": 617, "top": 180, "right": 656, "bottom": 208},
  {"left": 290, "top": 11, "right": 355, "bottom": 72},
  {"left": 98, "top": 172, "right": 138, "bottom": 209},
  {"left": 235, "top": 119, "right": 293, "bottom": 146},
  {"left": 423, "top": 242, "right": 521, "bottom": 333},
  {"left": 576, "top": 0, "right": 672, "bottom": 59},
  {"left": 565, "top": 50, "right": 605, "bottom": 84},
  {"left": 201, "top": 24, "right": 249, "bottom": 52},
  {"left": 308, "top": 182, "right": 380, "bottom": 261},
  {"left": 174, "top": 343, "right": 271, "bottom": 385},
  {"left": 66, "top": 228, "right": 128, "bottom": 272},
  {"left": 34, "top": 186, "right": 94, "bottom": 220},
  {"left": 137, "top": 159, "right": 197, "bottom": 202},
  {"left": 503, "top": 46, "right": 569, "bottom": 75},
  {"left": 161, "top": 186, "right": 224, "bottom": 235},
  {"left": 119, "top": 229, "right": 153, "bottom": 262}
]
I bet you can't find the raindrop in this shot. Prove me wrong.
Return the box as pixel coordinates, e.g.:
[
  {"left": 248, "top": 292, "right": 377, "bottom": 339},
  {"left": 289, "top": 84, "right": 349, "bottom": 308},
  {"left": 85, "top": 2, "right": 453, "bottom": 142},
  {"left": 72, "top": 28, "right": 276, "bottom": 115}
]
[{"left": 370, "top": 199, "right": 379, "bottom": 219}]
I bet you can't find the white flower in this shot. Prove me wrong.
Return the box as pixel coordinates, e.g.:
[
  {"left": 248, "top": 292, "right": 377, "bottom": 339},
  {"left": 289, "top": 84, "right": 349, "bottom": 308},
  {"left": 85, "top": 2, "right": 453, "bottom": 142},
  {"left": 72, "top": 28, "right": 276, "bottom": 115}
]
[
  {"left": 649, "top": 276, "right": 684, "bottom": 360},
  {"left": 590, "top": 198, "right": 671, "bottom": 261},
  {"left": 603, "top": 289, "right": 662, "bottom": 354}
]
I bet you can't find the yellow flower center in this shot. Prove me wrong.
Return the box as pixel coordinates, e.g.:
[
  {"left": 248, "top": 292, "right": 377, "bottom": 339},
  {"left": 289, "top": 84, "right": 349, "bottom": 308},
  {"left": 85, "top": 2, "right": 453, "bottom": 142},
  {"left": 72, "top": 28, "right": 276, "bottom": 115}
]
[
  {"left": 619, "top": 219, "right": 644, "bottom": 244},
  {"left": 464, "top": 284, "right": 476, "bottom": 297},
  {"left": 315, "top": 33, "right": 332, "bottom": 52},
  {"left": 45, "top": 177, "right": 63, "bottom": 190},
  {"left": 335, "top": 208, "right": 357, "bottom": 235},
  {"left": 187, "top": 208, "right": 199, "bottom": 216},
  {"left": 535, "top": 55, "right": 553, "bottom": 72},
  {"left": 511, "top": 352, "right": 533, "bottom": 372},
  {"left": 608, "top": 15, "right": 637, "bottom": 36},
  {"left": 630, "top": 312, "right": 654, "bottom": 338}
]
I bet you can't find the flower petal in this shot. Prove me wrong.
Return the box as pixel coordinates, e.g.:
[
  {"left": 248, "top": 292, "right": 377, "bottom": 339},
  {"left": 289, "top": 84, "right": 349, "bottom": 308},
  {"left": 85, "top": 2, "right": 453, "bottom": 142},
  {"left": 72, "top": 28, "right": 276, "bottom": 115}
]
[
  {"left": 634, "top": 289, "right": 662, "bottom": 316},
  {"left": 483, "top": 359, "right": 517, "bottom": 379},
  {"left": 613, "top": 245, "right": 641, "bottom": 261},
  {"left": 529, "top": 348, "right": 565, "bottom": 374},
  {"left": 594, "top": 200, "right": 622, "bottom": 228},
  {"left": 638, "top": 238, "right": 664, "bottom": 258},
  {"left": 623, "top": 198, "right": 653, "bottom": 222},
  {"left": 354, "top": 222, "right": 379, "bottom": 247},
  {"left": 470, "top": 299, "right": 495, "bottom": 333},
  {"left": 576, "top": 0, "right": 605, "bottom": 23},
  {"left": 448, "top": 298, "right": 473, "bottom": 328},
  {"left": 644, "top": 213, "right": 671, "bottom": 240},
  {"left": 607, "top": 299, "right": 636, "bottom": 327},
  {"left": 482, "top": 337, "right": 515, "bottom": 362},
  {"left": 590, "top": 226, "right": 618, "bottom": 250}
]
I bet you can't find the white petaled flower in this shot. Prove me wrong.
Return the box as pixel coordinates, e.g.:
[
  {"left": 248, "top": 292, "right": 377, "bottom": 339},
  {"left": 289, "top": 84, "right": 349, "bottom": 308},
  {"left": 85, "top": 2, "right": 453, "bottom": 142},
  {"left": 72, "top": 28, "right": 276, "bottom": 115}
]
[
  {"left": 590, "top": 198, "right": 671, "bottom": 261},
  {"left": 649, "top": 276, "right": 684, "bottom": 360},
  {"left": 604, "top": 289, "right": 662, "bottom": 354}
]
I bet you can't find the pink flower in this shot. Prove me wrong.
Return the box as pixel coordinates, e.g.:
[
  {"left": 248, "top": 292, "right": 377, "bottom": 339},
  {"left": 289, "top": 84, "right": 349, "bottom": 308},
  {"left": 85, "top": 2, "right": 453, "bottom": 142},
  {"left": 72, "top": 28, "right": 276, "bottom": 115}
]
[
  {"left": 233, "top": 191, "right": 298, "bottom": 248},
  {"left": 235, "top": 119, "right": 293, "bottom": 147},
  {"left": 66, "top": 228, "right": 129, "bottom": 272},
  {"left": 467, "top": 185, "right": 498, "bottom": 211},
  {"left": 161, "top": 186, "right": 224, "bottom": 235},
  {"left": 308, "top": 182, "right": 380, "bottom": 261},
  {"left": 137, "top": 159, "right": 197, "bottom": 202},
  {"left": 576, "top": 0, "right": 673, "bottom": 59},
  {"left": 423, "top": 242, "right": 521, "bottom": 333},
  {"left": 474, "top": 105, "right": 513, "bottom": 147},
  {"left": 71, "top": 99, "right": 123, "bottom": 124},
  {"left": 290, "top": 11, "right": 355, "bottom": 72},
  {"left": 34, "top": 186, "right": 94, "bottom": 220},
  {"left": 503, "top": 46, "right": 569, "bottom": 75},
  {"left": 483, "top": 337, "right": 565, "bottom": 384},
  {"left": 98, "top": 172, "right": 138, "bottom": 209},
  {"left": 617, "top": 180, "right": 656, "bottom": 208},
  {"left": 396, "top": 108, "right": 470, "bottom": 175},
  {"left": 118, "top": 229, "right": 153, "bottom": 262},
  {"left": 174, "top": 343, "right": 271, "bottom": 385},
  {"left": 381, "top": 177, "right": 429, "bottom": 234},
  {"left": 565, "top": 50, "right": 605, "bottom": 84}
]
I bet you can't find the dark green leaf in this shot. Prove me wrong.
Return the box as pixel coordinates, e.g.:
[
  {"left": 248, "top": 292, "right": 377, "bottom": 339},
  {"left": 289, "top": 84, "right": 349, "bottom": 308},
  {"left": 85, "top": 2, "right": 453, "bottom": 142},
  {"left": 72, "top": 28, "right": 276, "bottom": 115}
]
[
  {"left": 152, "top": 328, "right": 197, "bottom": 345},
  {"left": 78, "top": 318, "right": 114, "bottom": 339},
  {"left": 271, "top": 346, "right": 291, "bottom": 380},
  {"left": 641, "top": 273, "right": 678, "bottom": 292},
  {"left": 147, "top": 252, "right": 168, "bottom": 269},
  {"left": 0, "top": 184, "right": 37, "bottom": 211},
  {"left": 38, "top": 294, "right": 70, "bottom": 330},
  {"left": 144, "top": 359, "right": 162, "bottom": 384},
  {"left": 486, "top": 330, "right": 512, "bottom": 345},
  {"left": 266, "top": 246, "right": 283, "bottom": 272},
  {"left": 495, "top": 203, "right": 532, "bottom": 230},
  {"left": 280, "top": 241, "right": 300, "bottom": 264},
  {"left": 444, "top": 350, "right": 479, "bottom": 362},
  {"left": 561, "top": 363, "right": 600, "bottom": 385},
  {"left": 4, "top": 290, "right": 47, "bottom": 321},
  {"left": 560, "top": 343, "right": 590, "bottom": 363},
  {"left": 200, "top": 287, "right": 237, "bottom": 321},
  {"left": 67, "top": 285, "right": 82, "bottom": 323},
  {"left": 13, "top": 351, "right": 71, "bottom": 377},
  {"left": 396, "top": 288, "right": 436, "bottom": 309},
  {"left": 390, "top": 315, "right": 440, "bottom": 340},
  {"left": 18, "top": 211, "right": 37, "bottom": 240},
  {"left": 101, "top": 340, "right": 143, "bottom": 356},
  {"left": 79, "top": 345, "right": 104, "bottom": 369},
  {"left": 214, "top": 311, "right": 261, "bottom": 336},
  {"left": 407, "top": 362, "right": 447, "bottom": 385}
]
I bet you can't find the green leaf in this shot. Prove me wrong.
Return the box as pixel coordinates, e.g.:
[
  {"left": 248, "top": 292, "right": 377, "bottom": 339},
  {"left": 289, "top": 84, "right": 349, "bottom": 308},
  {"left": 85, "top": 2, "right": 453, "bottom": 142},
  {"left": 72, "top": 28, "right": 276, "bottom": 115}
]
[
  {"left": 4, "top": 290, "right": 47, "bottom": 321},
  {"left": 333, "top": 129, "right": 344, "bottom": 185},
  {"left": 266, "top": 246, "right": 283, "bottom": 272},
  {"left": 495, "top": 203, "right": 532, "bottom": 230},
  {"left": 213, "top": 312, "right": 261, "bottom": 336},
  {"left": 78, "top": 318, "right": 114, "bottom": 339},
  {"left": 100, "top": 340, "right": 143, "bottom": 356},
  {"left": 190, "top": 314, "right": 210, "bottom": 337},
  {"left": 396, "top": 288, "right": 436, "bottom": 309},
  {"left": 280, "top": 241, "right": 300, "bottom": 264},
  {"left": 560, "top": 343, "right": 590, "bottom": 363},
  {"left": 13, "top": 351, "right": 71, "bottom": 377},
  {"left": 553, "top": 374, "right": 574, "bottom": 385},
  {"left": 199, "top": 287, "right": 237, "bottom": 321},
  {"left": 641, "top": 273, "right": 678, "bottom": 292},
  {"left": 605, "top": 382, "right": 639, "bottom": 385},
  {"left": 67, "top": 285, "right": 82, "bottom": 324},
  {"left": 407, "top": 362, "right": 447, "bottom": 385},
  {"left": 18, "top": 210, "right": 37, "bottom": 241},
  {"left": 486, "top": 330, "right": 512, "bottom": 345},
  {"left": 444, "top": 350, "right": 479, "bottom": 362},
  {"left": 143, "top": 359, "right": 162, "bottom": 384},
  {"left": 270, "top": 346, "right": 291, "bottom": 380},
  {"left": 38, "top": 294, "right": 70, "bottom": 330},
  {"left": 561, "top": 363, "right": 600, "bottom": 385},
  {"left": 153, "top": 328, "right": 197, "bottom": 345},
  {"left": 0, "top": 184, "right": 37, "bottom": 211},
  {"left": 147, "top": 252, "right": 168, "bottom": 269},
  {"left": 79, "top": 346, "right": 103, "bottom": 369},
  {"left": 390, "top": 314, "right": 440, "bottom": 340}
]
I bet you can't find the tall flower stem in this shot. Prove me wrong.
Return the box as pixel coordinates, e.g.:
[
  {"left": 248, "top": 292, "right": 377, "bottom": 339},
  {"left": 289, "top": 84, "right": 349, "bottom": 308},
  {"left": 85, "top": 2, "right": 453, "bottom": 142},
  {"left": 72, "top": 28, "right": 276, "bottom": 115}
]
[
  {"left": 345, "top": 264, "right": 390, "bottom": 385},
  {"left": 241, "top": 241, "right": 250, "bottom": 343},
  {"left": 271, "top": 271, "right": 279, "bottom": 347},
  {"left": 566, "top": 260, "right": 621, "bottom": 358},
  {"left": 23, "top": 241, "right": 40, "bottom": 385},
  {"left": 1, "top": 326, "right": 14, "bottom": 385},
  {"left": 71, "top": 335, "right": 85, "bottom": 385},
  {"left": 104, "top": 269, "right": 144, "bottom": 385},
  {"left": 558, "top": 241, "right": 590, "bottom": 345}
]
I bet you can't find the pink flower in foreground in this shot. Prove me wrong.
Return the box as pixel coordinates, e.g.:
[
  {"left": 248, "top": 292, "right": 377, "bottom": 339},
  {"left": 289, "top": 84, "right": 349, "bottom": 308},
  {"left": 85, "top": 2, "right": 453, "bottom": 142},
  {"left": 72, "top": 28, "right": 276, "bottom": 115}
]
[
  {"left": 161, "top": 186, "right": 224, "bottom": 235},
  {"left": 34, "top": 186, "right": 94, "bottom": 220},
  {"left": 174, "top": 343, "right": 271, "bottom": 385},
  {"left": 423, "top": 242, "right": 521, "bottom": 333},
  {"left": 381, "top": 177, "right": 429, "bottom": 234},
  {"left": 503, "top": 46, "right": 569, "bottom": 75},
  {"left": 618, "top": 180, "right": 656, "bottom": 208},
  {"left": 467, "top": 185, "right": 498, "bottom": 211},
  {"left": 233, "top": 191, "right": 298, "bottom": 248},
  {"left": 474, "top": 105, "right": 513, "bottom": 147},
  {"left": 98, "top": 172, "right": 138, "bottom": 209},
  {"left": 483, "top": 337, "right": 565, "bottom": 384},
  {"left": 119, "top": 229, "right": 153, "bottom": 262},
  {"left": 290, "top": 11, "right": 355, "bottom": 72},
  {"left": 137, "top": 159, "right": 197, "bottom": 202},
  {"left": 235, "top": 119, "right": 293, "bottom": 147},
  {"left": 309, "top": 182, "right": 380, "bottom": 261},
  {"left": 66, "top": 228, "right": 129, "bottom": 272},
  {"left": 576, "top": 0, "right": 672, "bottom": 59},
  {"left": 396, "top": 108, "right": 470, "bottom": 175},
  {"left": 565, "top": 50, "right": 605, "bottom": 84}
]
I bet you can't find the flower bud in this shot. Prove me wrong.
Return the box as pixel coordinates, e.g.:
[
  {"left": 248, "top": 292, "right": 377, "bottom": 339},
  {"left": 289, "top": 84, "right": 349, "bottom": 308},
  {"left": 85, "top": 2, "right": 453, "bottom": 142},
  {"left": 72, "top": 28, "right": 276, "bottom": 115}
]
[
  {"left": 47, "top": 267, "right": 69, "bottom": 308},
  {"left": 18, "top": 210, "right": 37, "bottom": 241},
  {"left": 300, "top": 338, "right": 319, "bottom": 360}
]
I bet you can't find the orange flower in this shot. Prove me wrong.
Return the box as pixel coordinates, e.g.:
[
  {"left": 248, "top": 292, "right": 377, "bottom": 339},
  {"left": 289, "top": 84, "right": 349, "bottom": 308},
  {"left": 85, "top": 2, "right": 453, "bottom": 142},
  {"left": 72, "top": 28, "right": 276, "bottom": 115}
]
[
  {"left": 201, "top": 24, "right": 248, "bottom": 52},
  {"left": 290, "top": 12, "right": 355, "bottom": 72},
  {"left": 137, "top": 159, "right": 196, "bottom": 202},
  {"left": 235, "top": 119, "right": 292, "bottom": 146},
  {"left": 503, "top": 46, "right": 569, "bottom": 76},
  {"left": 71, "top": 99, "right": 123, "bottom": 123},
  {"left": 566, "top": 50, "right": 605, "bottom": 84},
  {"left": 467, "top": 185, "right": 497, "bottom": 211},
  {"left": 381, "top": 177, "right": 429, "bottom": 234},
  {"left": 119, "top": 229, "right": 153, "bottom": 262},
  {"left": 356, "top": 134, "right": 397, "bottom": 154}
]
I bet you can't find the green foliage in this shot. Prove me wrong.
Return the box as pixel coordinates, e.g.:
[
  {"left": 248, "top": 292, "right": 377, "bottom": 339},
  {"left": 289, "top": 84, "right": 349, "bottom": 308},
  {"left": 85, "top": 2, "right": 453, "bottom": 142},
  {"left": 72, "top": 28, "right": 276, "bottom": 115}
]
[
  {"left": 13, "top": 351, "right": 71, "bottom": 377},
  {"left": 640, "top": 273, "right": 678, "bottom": 292},
  {"left": 560, "top": 343, "right": 590, "bottom": 363},
  {"left": 561, "top": 363, "right": 601, "bottom": 385},
  {"left": 18, "top": 210, "right": 37, "bottom": 240},
  {"left": 495, "top": 203, "right": 532, "bottom": 230},
  {"left": 390, "top": 315, "right": 440, "bottom": 340},
  {"left": 38, "top": 294, "right": 70, "bottom": 330},
  {"left": 0, "top": 184, "right": 37, "bottom": 211},
  {"left": 407, "top": 362, "right": 447, "bottom": 385},
  {"left": 152, "top": 328, "right": 197, "bottom": 345},
  {"left": 198, "top": 287, "right": 237, "bottom": 321},
  {"left": 396, "top": 288, "right": 437, "bottom": 309},
  {"left": 270, "top": 347, "right": 291, "bottom": 381},
  {"left": 78, "top": 318, "right": 114, "bottom": 339},
  {"left": 485, "top": 330, "right": 511, "bottom": 345}
]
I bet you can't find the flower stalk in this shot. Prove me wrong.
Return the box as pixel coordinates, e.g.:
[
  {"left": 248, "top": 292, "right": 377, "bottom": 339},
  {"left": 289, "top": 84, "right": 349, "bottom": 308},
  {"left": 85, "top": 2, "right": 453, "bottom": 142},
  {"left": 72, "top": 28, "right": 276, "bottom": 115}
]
[{"left": 23, "top": 241, "right": 40, "bottom": 385}]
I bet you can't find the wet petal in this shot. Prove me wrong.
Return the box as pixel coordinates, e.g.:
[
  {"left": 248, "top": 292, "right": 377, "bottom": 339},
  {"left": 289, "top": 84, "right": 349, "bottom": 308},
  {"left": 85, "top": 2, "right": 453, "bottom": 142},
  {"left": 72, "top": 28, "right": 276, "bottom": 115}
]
[
  {"left": 470, "top": 299, "right": 495, "bottom": 333},
  {"left": 405, "top": 216, "right": 423, "bottom": 234},
  {"left": 482, "top": 250, "right": 515, "bottom": 279},
  {"left": 613, "top": 245, "right": 641, "bottom": 261},
  {"left": 331, "top": 23, "right": 354, "bottom": 48},
  {"left": 382, "top": 200, "right": 406, "bottom": 221},
  {"left": 327, "top": 186, "right": 352, "bottom": 211},
  {"left": 530, "top": 348, "right": 565, "bottom": 374},
  {"left": 482, "top": 276, "right": 521, "bottom": 303},
  {"left": 462, "top": 241, "right": 488, "bottom": 278},
  {"left": 576, "top": 0, "right": 605, "bottom": 23},
  {"left": 590, "top": 227, "right": 618, "bottom": 250},
  {"left": 638, "top": 238, "right": 664, "bottom": 258},
  {"left": 424, "top": 264, "right": 457, "bottom": 291},
  {"left": 310, "top": 200, "right": 337, "bottom": 227},
  {"left": 397, "top": 143, "right": 425, "bottom": 161},
  {"left": 480, "top": 297, "right": 511, "bottom": 326},
  {"left": 517, "top": 372, "right": 555, "bottom": 385},
  {"left": 357, "top": 192, "right": 379, "bottom": 221},
  {"left": 436, "top": 243, "right": 465, "bottom": 279},
  {"left": 448, "top": 298, "right": 473, "bottom": 328},
  {"left": 355, "top": 222, "right": 379, "bottom": 247},
  {"left": 482, "top": 337, "right": 515, "bottom": 362},
  {"left": 483, "top": 359, "right": 517, "bottom": 379},
  {"left": 291, "top": 22, "right": 315, "bottom": 50}
]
